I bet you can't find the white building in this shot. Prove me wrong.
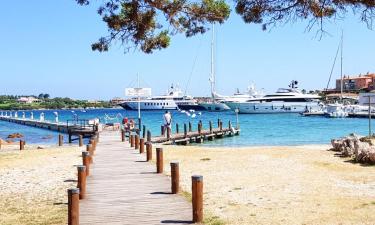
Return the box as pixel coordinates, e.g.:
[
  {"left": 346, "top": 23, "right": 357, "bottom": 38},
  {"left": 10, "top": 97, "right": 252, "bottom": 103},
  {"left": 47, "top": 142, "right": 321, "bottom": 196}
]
[{"left": 17, "top": 96, "right": 41, "bottom": 104}]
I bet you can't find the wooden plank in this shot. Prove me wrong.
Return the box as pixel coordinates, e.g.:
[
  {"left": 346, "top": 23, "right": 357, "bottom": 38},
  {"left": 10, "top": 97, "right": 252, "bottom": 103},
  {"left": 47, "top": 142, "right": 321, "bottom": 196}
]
[{"left": 80, "top": 131, "right": 192, "bottom": 225}]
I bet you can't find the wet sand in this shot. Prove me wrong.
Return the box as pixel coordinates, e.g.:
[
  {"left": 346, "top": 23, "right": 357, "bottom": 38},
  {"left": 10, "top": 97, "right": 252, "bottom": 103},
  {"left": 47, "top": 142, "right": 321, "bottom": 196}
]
[{"left": 160, "top": 144, "right": 375, "bottom": 225}]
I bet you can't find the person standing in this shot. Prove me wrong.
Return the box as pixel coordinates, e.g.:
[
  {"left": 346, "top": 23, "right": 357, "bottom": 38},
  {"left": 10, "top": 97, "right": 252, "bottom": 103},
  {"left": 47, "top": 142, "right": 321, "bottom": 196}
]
[{"left": 163, "top": 111, "right": 172, "bottom": 136}]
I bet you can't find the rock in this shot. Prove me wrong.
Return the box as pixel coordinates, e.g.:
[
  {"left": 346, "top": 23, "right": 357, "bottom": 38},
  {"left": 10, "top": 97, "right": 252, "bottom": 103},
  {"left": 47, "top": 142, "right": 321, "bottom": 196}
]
[
  {"left": 7, "top": 133, "right": 24, "bottom": 139},
  {"left": 37, "top": 146, "right": 44, "bottom": 149}
]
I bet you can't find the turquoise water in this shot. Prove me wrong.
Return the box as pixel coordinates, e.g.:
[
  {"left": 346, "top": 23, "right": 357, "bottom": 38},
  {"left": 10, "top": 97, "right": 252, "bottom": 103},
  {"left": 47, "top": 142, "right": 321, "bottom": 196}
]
[{"left": 0, "top": 108, "right": 372, "bottom": 146}]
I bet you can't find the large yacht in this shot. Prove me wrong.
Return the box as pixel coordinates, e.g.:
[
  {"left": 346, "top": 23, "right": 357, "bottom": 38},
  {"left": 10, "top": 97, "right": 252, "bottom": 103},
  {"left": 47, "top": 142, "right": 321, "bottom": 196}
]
[
  {"left": 225, "top": 81, "right": 321, "bottom": 114},
  {"left": 120, "top": 84, "right": 203, "bottom": 110}
]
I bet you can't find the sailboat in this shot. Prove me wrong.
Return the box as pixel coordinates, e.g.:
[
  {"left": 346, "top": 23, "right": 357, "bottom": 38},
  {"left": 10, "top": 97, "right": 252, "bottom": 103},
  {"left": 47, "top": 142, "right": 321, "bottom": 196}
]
[{"left": 198, "top": 23, "right": 230, "bottom": 111}]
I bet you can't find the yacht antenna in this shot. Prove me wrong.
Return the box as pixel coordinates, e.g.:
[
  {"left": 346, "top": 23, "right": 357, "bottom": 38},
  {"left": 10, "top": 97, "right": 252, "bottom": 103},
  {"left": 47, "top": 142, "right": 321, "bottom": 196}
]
[
  {"left": 340, "top": 30, "right": 344, "bottom": 101},
  {"left": 209, "top": 23, "right": 215, "bottom": 100}
]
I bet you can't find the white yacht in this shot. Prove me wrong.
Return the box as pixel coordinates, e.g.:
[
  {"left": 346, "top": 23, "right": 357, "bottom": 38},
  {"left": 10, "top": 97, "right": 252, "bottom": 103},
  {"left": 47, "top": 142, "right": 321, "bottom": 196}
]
[
  {"left": 120, "top": 84, "right": 203, "bottom": 110},
  {"left": 225, "top": 81, "right": 321, "bottom": 114}
]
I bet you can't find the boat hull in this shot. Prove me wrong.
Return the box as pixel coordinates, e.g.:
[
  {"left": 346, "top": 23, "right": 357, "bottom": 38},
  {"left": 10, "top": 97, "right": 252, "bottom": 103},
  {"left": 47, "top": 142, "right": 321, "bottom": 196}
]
[
  {"left": 226, "top": 102, "right": 320, "bottom": 114},
  {"left": 177, "top": 104, "right": 206, "bottom": 111},
  {"left": 119, "top": 101, "right": 178, "bottom": 110},
  {"left": 199, "top": 102, "right": 230, "bottom": 111}
]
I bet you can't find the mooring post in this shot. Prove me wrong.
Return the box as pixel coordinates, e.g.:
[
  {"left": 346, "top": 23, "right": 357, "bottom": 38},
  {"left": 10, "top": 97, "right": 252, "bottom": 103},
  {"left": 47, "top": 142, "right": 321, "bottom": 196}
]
[
  {"left": 171, "top": 162, "right": 179, "bottom": 194},
  {"left": 68, "top": 133, "right": 72, "bottom": 143},
  {"left": 58, "top": 134, "right": 63, "bottom": 146},
  {"left": 189, "top": 121, "right": 192, "bottom": 132},
  {"left": 198, "top": 123, "right": 202, "bottom": 135},
  {"left": 219, "top": 121, "right": 223, "bottom": 131},
  {"left": 184, "top": 123, "right": 187, "bottom": 138},
  {"left": 135, "top": 135, "right": 140, "bottom": 149},
  {"left": 86, "top": 144, "right": 93, "bottom": 164},
  {"left": 161, "top": 125, "right": 165, "bottom": 136},
  {"left": 209, "top": 121, "right": 213, "bottom": 133},
  {"left": 82, "top": 151, "right": 90, "bottom": 176},
  {"left": 142, "top": 125, "right": 146, "bottom": 139},
  {"left": 217, "top": 119, "right": 220, "bottom": 127},
  {"left": 79, "top": 135, "right": 83, "bottom": 147},
  {"left": 166, "top": 127, "right": 171, "bottom": 140},
  {"left": 139, "top": 138, "right": 145, "bottom": 154},
  {"left": 192, "top": 175, "right": 203, "bottom": 223},
  {"left": 146, "top": 142, "right": 152, "bottom": 161},
  {"left": 19, "top": 140, "right": 25, "bottom": 150},
  {"left": 77, "top": 166, "right": 86, "bottom": 199},
  {"left": 138, "top": 118, "right": 142, "bottom": 133},
  {"left": 176, "top": 123, "right": 179, "bottom": 134},
  {"left": 130, "top": 134, "right": 135, "bottom": 147},
  {"left": 156, "top": 147, "right": 163, "bottom": 173},
  {"left": 96, "top": 132, "right": 100, "bottom": 143},
  {"left": 68, "top": 188, "right": 79, "bottom": 225},
  {"left": 229, "top": 120, "right": 232, "bottom": 130},
  {"left": 121, "top": 129, "right": 125, "bottom": 142},
  {"left": 147, "top": 130, "right": 151, "bottom": 142}
]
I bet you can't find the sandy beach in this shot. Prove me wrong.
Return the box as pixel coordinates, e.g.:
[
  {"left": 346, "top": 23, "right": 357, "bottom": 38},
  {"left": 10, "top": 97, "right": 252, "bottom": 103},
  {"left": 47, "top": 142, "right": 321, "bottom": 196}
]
[
  {"left": 0, "top": 146, "right": 82, "bottom": 225},
  {"left": 159, "top": 144, "right": 375, "bottom": 225}
]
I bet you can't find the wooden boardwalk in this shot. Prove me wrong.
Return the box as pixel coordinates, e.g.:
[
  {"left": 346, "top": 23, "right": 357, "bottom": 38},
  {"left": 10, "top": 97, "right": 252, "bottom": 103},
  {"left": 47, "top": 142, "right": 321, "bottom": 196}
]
[{"left": 80, "top": 131, "right": 192, "bottom": 225}]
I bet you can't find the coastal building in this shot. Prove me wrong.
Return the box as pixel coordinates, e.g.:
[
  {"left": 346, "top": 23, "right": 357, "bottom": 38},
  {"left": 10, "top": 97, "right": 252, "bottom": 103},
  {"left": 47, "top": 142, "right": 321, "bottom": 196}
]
[
  {"left": 110, "top": 97, "right": 126, "bottom": 106},
  {"left": 17, "top": 96, "right": 41, "bottom": 104},
  {"left": 335, "top": 72, "right": 375, "bottom": 92}
]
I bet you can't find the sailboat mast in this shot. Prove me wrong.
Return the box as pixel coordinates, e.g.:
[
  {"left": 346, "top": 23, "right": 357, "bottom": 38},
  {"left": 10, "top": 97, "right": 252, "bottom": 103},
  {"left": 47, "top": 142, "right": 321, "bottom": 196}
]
[
  {"left": 210, "top": 23, "right": 215, "bottom": 99},
  {"left": 340, "top": 30, "right": 344, "bottom": 101}
]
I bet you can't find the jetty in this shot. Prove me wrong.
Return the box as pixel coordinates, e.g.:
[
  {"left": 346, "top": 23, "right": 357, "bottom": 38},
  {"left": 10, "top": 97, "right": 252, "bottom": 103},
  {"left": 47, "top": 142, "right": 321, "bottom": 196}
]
[
  {"left": 76, "top": 131, "right": 193, "bottom": 224},
  {"left": 0, "top": 116, "right": 98, "bottom": 141}
]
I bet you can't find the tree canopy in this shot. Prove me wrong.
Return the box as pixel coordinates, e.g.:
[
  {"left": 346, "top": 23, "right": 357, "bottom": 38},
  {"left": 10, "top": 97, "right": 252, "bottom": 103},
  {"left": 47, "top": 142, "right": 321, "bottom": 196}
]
[{"left": 76, "top": 0, "right": 375, "bottom": 53}]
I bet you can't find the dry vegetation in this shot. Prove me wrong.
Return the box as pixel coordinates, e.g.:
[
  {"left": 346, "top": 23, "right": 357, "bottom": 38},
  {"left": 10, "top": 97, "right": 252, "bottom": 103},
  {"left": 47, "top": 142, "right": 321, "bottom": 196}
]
[
  {"left": 0, "top": 147, "right": 81, "bottom": 225},
  {"left": 159, "top": 144, "right": 375, "bottom": 225}
]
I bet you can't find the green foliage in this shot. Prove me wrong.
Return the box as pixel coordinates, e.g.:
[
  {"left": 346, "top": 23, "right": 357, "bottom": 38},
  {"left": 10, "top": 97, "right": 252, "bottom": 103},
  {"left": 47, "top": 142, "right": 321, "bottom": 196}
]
[{"left": 77, "top": 0, "right": 375, "bottom": 53}]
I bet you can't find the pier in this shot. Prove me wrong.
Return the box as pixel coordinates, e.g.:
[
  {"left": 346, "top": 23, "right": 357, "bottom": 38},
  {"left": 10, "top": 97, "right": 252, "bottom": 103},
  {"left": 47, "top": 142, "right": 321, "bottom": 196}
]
[{"left": 0, "top": 116, "right": 98, "bottom": 141}]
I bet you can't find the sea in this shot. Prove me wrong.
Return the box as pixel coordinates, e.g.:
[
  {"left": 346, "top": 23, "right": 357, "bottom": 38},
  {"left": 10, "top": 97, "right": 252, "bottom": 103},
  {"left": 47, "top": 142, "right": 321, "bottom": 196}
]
[{"left": 0, "top": 108, "right": 372, "bottom": 146}]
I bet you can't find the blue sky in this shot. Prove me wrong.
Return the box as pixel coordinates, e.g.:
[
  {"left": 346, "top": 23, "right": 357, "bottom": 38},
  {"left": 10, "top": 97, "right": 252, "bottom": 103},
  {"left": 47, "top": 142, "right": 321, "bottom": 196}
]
[{"left": 1, "top": 1, "right": 374, "bottom": 100}]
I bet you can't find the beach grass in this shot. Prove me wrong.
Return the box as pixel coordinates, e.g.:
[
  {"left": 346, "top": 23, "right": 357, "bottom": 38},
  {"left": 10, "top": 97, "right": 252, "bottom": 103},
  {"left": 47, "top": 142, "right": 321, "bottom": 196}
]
[
  {"left": 0, "top": 147, "right": 81, "bottom": 225},
  {"left": 161, "top": 144, "right": 375, "bottom": 225}
]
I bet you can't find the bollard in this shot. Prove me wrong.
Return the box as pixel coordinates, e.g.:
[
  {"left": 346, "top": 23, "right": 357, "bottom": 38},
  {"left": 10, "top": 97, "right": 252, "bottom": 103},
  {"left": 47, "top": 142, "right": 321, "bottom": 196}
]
[
  {"left": 19, "top": 140, "right": 25, "bottom": 150},
  {"left": 198, "top": 123, "right": 202, "bottom": 135},
  {"left": 58, "top": 134, "right": 64, "bottom": 146},
  {"left": 229, "top": 121, "right": 232, "bottom": 130},
  {"left": 68, "top": 188, "right": 79, "bottom": 225},
  {"left": 176, "top": 123, "right": 179, "bottom": 134},
  {"left": 171, "top": 162, "right": 179, "bottom": 194},
  {"left": 82, "top": 152, "right": 90, "bottom": 176},
  {"left": 142, "top": 125, "right": 146, "bottom": 139},
  {"left": 184, "top": 123, "right": 187, "bottom": 138},
  {"left": 156, "top": 147, "right": 163, "bottom": 173},
  {"left": 135, "top": 135, "right": 140, "bottom": 149},
  {"left": 121, "top": 129, "right": 125, "bottom": 142},
  {"left": 161, "top": 125, "right": 165, "bottom": 136},
  {"left": 209, "top": 121, "right": 213, "bottom": 133},
  {"left": 86, "top": 144, "right": 93, "bottom": 164},
  {"left": 77, "top": 166, "right": 86, "bottom": 199},
  {"left": 217, "top": 119, "right": 220, "bottom": 127},
  {"left": 189, "top": 122, "right": 192, "bottom": 132},
  {"left": 139, "top": 138, "right": 145, "bottom": 154},
  {"left": 219, "top": 121, "right": 223, "bottom": 131},
  {"left": 192, "top": 175, "right": 204, "bottom": 223},
  {"left": 147, "top": 130, "right": 151, "bottom": 142},
  {"left": 146, "top": 142, "right": 152, "bottom": 161},
  {"left": 130, "top": 134, "right": 135, "bottom": 147},
  {"left": 166, "top": 127, "right": 171, "bottom": 140},
  {"left": 79, "top": 135, "right": 83, "bottom": 147},
  {"left": 89, "top": 139, "right": 96, "bottom": 153},
  {"left": 69, "top": 133, "right": 72, "bottom": 143},
  {"left": 96, "top": 132, "right": 100, "bottom": 143}
]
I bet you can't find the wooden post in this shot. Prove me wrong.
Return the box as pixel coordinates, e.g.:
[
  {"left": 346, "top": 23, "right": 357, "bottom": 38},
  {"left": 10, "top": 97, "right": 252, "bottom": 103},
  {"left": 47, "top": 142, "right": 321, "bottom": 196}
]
[
  {"left": 138, "top": 118, "right": 142, "bottom": 132},
  {"left": 19, "top": 140, "right": 25, "bottom": 150},
  {"left": 69, "top": 133, "right": 72, "bottom": 143},
  {"left": 58, "top": 134, "right": 63, "bottom": 146},
  {"left": 217, "top": 119, "right": 220, "bottom": 127},
  {"left": 166, "top": 127, "right": 171, "bottom": 140},
  {"left": 209, "top": 121, "right": 213, "bottom": 133},
  {"left": 171, "top": 162, "right": 179, "bottom": 194},
  {"left": 184, "top": 123, "right": 187, "bottom": 138},
  {"left": 176, "top": 123, "right": 179, "bottom": 134},
  {"left": 192, "top": 175, "right": 203, "bottom": 223},
  {"left": 189, "top": 122, "right": 192, "bottom": 132},
  {"left": 89, "top": 138, "right": 96, "bottom": 153},
  {"left": 219, "top": 121, "right": 223, "bottom": 131},
  {"left": 121, "top": 129, "right": 125, "bottom": 142},
  {"left": 139, "top": 138, "right": 145, "bottom": 154},
  {"left": 96, "top": 132, "right": 100, "bottom": 143},
  {"left": 161, "top": 125, "right": 165, "bottom": 136},
  {"left": 147, "top": 130, "right": 151, "bottom": 142},
  {"left": 77, "top": 165, "right": 86, "bottom": 199},
  {"left": 82, "top": 151, "right": 90, "bottom": 176},
  {"left": 86, "top": 144, "right": 93, "bottom": 164},
  {"left": 142, "top": 125, "right": 146, "bottom": 139},
  {"left": 229, "top": 121, "right": 232, "bottom": 130},
  {"left": 146, "top": 142, "right": 152, "bottom": 161},
  {"left": 79, "top": 135, "right": 83, "bottom": 147},
  {"left": 130, "top": 134, "right": 135, "bottom": 147},
  {"left": 135, "top": 135, "right": 140, "bottom": 149},
  {"left": 198, "top": 123, "right": 202, "bottom": 135},
  {"left": 68, "top": 188, "right": 79, "bottom": 225},
  {"left": 156, "top": 147, "right": 163, "bottom": 173}
]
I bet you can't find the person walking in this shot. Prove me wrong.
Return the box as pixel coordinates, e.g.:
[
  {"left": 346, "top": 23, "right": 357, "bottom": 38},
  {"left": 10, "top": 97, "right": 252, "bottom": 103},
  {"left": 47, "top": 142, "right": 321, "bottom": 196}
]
[{"left": 163, "top": 111, "right": 172, "bottom": 136}]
